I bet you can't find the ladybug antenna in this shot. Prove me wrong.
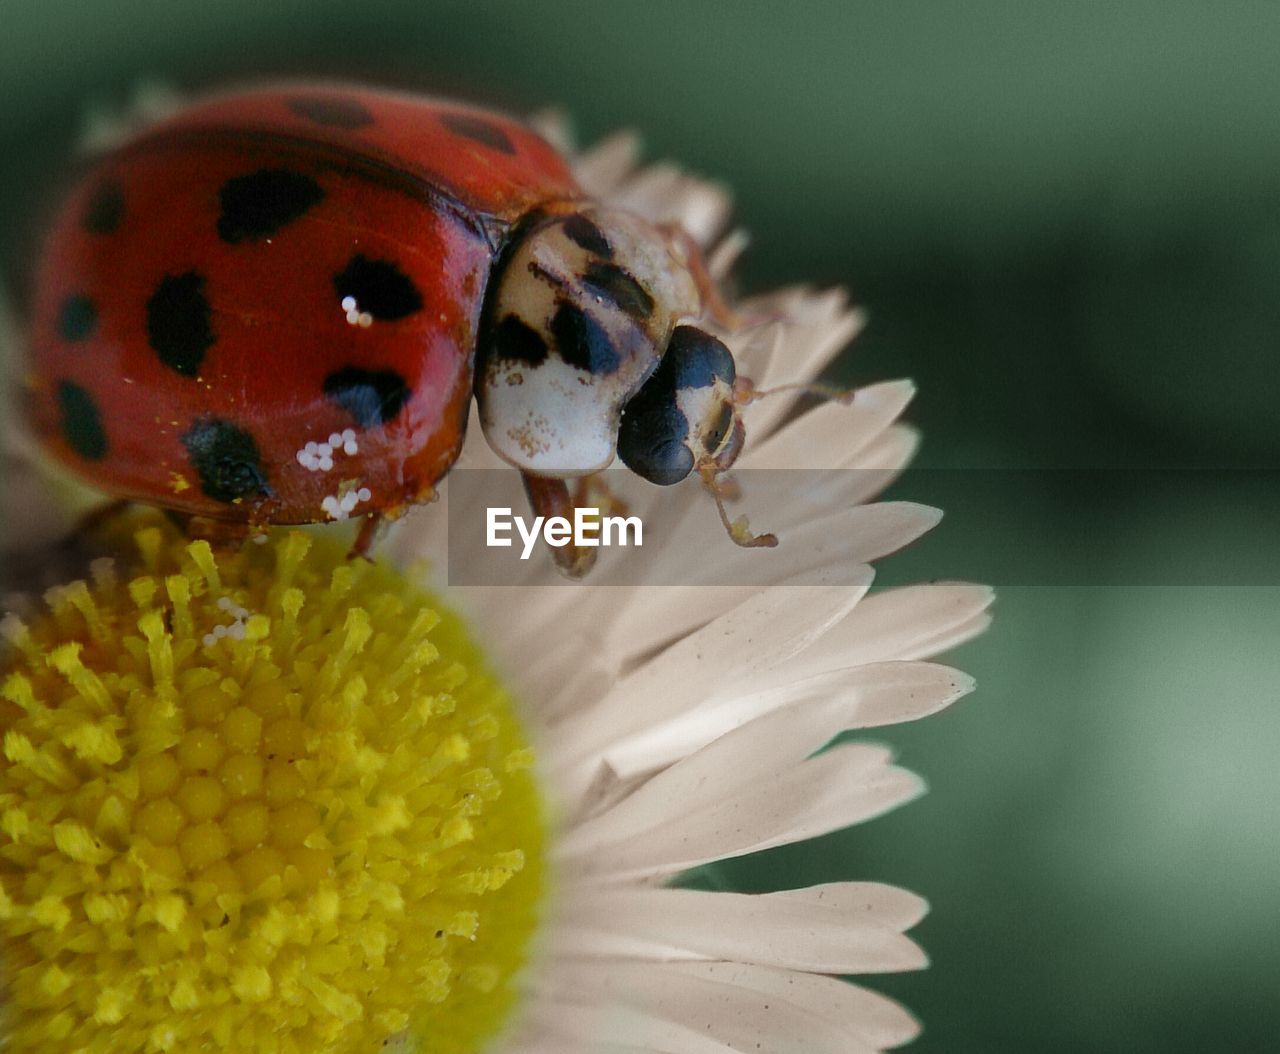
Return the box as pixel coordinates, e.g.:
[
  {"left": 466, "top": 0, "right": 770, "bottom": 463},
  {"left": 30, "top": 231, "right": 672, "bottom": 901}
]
[
  {"left": 733, "top": 376, "right": 856, "bottom": 407},
  {"left": 698, "top": 464, "right": 778, "bottom": 550}
]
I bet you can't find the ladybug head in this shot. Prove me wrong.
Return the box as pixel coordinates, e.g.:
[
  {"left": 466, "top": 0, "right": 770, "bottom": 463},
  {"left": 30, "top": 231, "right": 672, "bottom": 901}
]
[
  {"left": 617, "top": 324, "right": 744, "bottom": 486},
  {"left": 616, "top": 324, "right": 781, "bottom": 551}
]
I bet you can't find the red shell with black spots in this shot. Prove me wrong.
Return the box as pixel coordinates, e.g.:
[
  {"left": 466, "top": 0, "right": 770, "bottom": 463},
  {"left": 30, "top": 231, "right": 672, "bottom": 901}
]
[{"left": 26, "top": 84, "right": 581, "bottom": 525}]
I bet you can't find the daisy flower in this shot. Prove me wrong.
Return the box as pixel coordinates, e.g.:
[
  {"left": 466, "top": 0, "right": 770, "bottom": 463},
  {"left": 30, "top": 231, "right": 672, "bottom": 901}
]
[{"left": 0, "top": 109, "right": 991, "bottom": 1054}]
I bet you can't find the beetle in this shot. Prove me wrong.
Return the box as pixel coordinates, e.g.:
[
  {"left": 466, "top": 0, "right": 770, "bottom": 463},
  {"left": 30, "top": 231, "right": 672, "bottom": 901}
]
[{"left": 26, "top": 83, "right": 780, "bottom": 574}]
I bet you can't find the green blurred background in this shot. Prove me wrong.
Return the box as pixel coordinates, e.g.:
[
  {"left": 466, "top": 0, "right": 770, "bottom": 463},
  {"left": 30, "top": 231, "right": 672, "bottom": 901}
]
[{"left": 2, "top": 2, "right": 1277, "bottom": 1050}]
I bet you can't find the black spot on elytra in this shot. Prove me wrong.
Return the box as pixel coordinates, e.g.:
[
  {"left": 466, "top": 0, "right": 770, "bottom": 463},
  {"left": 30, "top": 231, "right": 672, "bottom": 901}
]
[
  {"left": 551, "top": 302, "right": 620, "bottom": 375},
  {"left": 82, "top": 181, "right": 124, "bottom": 234},
  {"left": 287, "top": 95, "right": 375, "bottom": 128},
  {"left": 147, "top": 271, "right": 215, "bottom": 377},
  {"left": 490, "top": 314, "right": 548, "bottom": 367},
  {"left": 56, "top": 381, "right": 107, "bottom": 461},
  {"left": 181, "top": 418, "right": 272, "bottom": 503},
  {"left": 57, "top": 295, "right": 97, "bottom": 342},
  {"left": 333, "top": 255, "right": 423, "bottom": 321},
  {"left": 217, "top": 168, "right": 325, "bottom": 244},
  {"left": 562, "top": 214, "right": 612, "bottom": 258},
  {"left": 323, "top": 368, "right": 411, "bottom": 428},
  {"left": 582, "top": 261, "right": 654, "bottom": 321},
  {"left": 440, "top": 113, "right": 516, "bottom": 155}
]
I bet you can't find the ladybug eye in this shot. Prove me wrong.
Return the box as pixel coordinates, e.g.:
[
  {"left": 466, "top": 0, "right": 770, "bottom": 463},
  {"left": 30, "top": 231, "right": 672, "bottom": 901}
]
[{"left": 703, "top": 402, "right": 735, "bottom": 455}]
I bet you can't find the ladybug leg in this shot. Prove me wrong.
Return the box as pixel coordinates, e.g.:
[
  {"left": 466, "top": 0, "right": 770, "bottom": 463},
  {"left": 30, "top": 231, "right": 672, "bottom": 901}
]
[
  {"left": 572, "top": 473, "right": 630, "bottom": 523},
  {"left": 667, "top": 227, "right": 744, "bottom": 329},
  {"left": 68, "top": 497, "right": 134, "bottom": 542},
  {"left": 173, "top": 513, "right": 254, "bottom": 555},
  {"left": 520, "top": 474, "right": 603, "bottom": 579},
  {"left": 64, "top": 502, "right": 262, "bottom": 559},
  {"left": 699, "top": 464, "right": 778, "bottom": 550},
  {"left": 667, "top": 226, "right": 786, "bottom": 331},
  {"left": 350, "top": 512, "right": 386, "bottom": 562}
]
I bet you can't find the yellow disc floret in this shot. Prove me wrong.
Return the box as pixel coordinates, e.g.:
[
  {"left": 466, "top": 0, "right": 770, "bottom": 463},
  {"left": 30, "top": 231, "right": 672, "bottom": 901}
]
[{"left": 0, "top": 521, "right": 545, "bottom": 1054}]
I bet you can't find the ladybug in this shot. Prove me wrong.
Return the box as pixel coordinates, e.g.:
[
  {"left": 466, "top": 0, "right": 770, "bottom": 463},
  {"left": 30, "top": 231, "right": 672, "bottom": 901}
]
[{"left": 26, "top": 83, "right": 776, "bottom": 573}]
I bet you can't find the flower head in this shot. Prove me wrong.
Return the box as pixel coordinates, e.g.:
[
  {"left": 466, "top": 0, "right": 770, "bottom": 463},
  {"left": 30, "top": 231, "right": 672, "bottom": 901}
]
[{"left": 0, "top": 106, "right": 992, "bottom": 1053}]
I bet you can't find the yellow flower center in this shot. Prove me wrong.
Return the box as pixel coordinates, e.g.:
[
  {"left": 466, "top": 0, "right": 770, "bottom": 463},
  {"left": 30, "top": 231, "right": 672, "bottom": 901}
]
[{"left": 0, "top": 521, "right": 545, "bottom": 1053}]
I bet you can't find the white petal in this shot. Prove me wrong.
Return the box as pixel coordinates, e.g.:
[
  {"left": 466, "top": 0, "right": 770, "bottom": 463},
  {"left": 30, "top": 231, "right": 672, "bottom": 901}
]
[
  {"left": 524, "top": 994, "right": 741, "bottom": 1054},
  {"left": 525, "top": 106, "right": 576, "bottom": 155},
  {"left": 539, "top": 961, "right": 913, "bottom": 1054},
  {"left": 537, "top": 570, "right": 896, "bottom": 729},
  {"left": 774, "top": 463, "right": 913, "bottom": 535},
  {"left": 760, "top": 501, "right": 941, "bottom": 568},
  {"left": 586, "top": 554, "right": 893, "bottom": 686},
  {"left": 609, "top": 163, "right": 732, "bottom": 247},
  {"left": 572, "top": 130, "right": 644, "bottom": 197},
  {"left": 536, "top": 583, "right": 800, "bottom": 725},
  {"left": 675, "top": 962, "right": 921, "bottom": 1050},
  {"left": 734, "top": 296, "right": 866, "bottom": 438},
  {"left": 550, "top": 586, "right": 869, "bottom": 778},
  {"left": 599, "top": 499, "right": 936, "bottom": 598},
  {"left": 505, "top": 628, "right": 617, "bottom": 728},
  {"left": 909, "top": 611, "right": 991, "bottom": 658},
  {"left": 565, "top": 683, "right": 921, "bottom": 853},
  {"left": 560, "top": 743, "right": 923, "bottom": 880},
  {"left": 805, "top": 582, "right": 996, "bottom": 668},
  {"left": 844, "top": 423, "right": 921, "bottom": 473},
  {"left": 706, "top": 228, "right": 751, "bottom": 281},
  {"left": 556, "top": 884, "right": 927, "bottom": 972},
  {"left": 768, "top": 881, "right": 928, "bottom": 931},
  {"left": 596, "top": 585, "right": 781, "bottom": 671},
  {"left": 583, "top": 511, "right": 885, "bottom": 593},
  {"left": 604, "top": 661, "right": 973, "bottom": 781},
  {"left": 715, "top": 425, "right": 920, "bottom": 548},
  {"left": 742, "top": 380, "right": 916, "bottom": 470}
]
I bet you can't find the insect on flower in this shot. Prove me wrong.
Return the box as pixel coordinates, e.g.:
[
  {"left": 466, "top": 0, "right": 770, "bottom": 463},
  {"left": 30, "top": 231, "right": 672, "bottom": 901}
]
[{"left": 25, "top": 83, "right": 843, "bottom": 575}]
